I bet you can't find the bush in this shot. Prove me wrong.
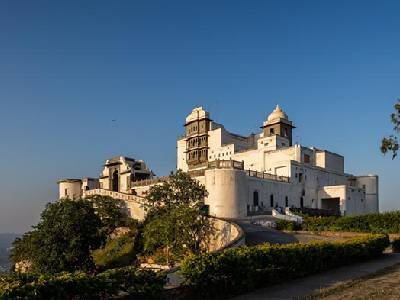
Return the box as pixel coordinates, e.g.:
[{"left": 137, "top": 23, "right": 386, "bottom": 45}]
[
  {"left": 275, "top": 220, "right": 300, "bottom": 231},
  {"left": 181, "top": 234, "right": 389, "bottom": 298},
  {"left": 291, "top": 207, "right": 340, "bottom": 217},
  {"left": 301, "top": 211, "right": 400, "bottom": 234},
  {"left": 392, "top": 238, "right": 400, "bottom": 253},
  {"left": 0, "top": 266, "right": 166, "bottom": 299}
]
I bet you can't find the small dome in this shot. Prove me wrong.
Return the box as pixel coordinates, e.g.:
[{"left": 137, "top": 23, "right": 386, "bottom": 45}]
[{"left": 267, "top": 105, "right": 288, "bottom": 122}]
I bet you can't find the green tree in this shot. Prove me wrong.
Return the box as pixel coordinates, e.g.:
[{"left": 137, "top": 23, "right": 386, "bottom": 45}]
[
  {"left": 143, "top": 170, "right": 212, "bottom": 263},
  {"left": 86, "top": 195, "right": 127, "bottom": 235},
  {"left": 10, "top": 199, "right": 105, "bottom": 274},
  {"left": 10, "top": 231, "right": 38, "bottom": 264},
  {"left": 381, "top": 100, "right": 400, "bottom": 159}
]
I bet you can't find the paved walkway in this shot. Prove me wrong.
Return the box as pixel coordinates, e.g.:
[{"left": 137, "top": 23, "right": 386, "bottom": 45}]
[
  {"left": 232, "top": 253, "right": 400, "bottom": 300},
  {"left": 236, "top": 220, "right": 298, "bottom": 245},
  {"left": 235, "top": 219, "right": 344, "bottom": 245}
]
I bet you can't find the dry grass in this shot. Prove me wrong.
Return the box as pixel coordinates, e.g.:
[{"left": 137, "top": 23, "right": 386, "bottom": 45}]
[{"left": 310, "top": 263, "right": 400, "bottom": 300}]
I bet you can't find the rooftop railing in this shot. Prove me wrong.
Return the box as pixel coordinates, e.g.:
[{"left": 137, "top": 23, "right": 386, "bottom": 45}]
[
  {"left": 83, "top": 189, "right": 146, "bottom": 203},
  {"left": 207, "top": 159, "right": 244, "bottom": 170},
  {"left": 246, "top": 170, "right": 290, "bottom": 183},
  {"left": 130, "top": 176, "right": 169, "bottom": 187},
  {"left": 207, "top": 159, "right": 290, "bottom": 183},
  {"left": 129, "top": 160, "right": 290, "bottom": 188}
]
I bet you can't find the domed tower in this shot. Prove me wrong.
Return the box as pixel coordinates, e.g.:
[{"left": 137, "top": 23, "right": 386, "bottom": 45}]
[{"left": 262, "top": 105, "right": 295, "bottom": 146}]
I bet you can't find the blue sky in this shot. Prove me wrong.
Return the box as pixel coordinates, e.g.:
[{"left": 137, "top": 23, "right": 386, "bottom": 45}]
[{"left": 0, "top": 1, "right": 399, "bottom": 233}]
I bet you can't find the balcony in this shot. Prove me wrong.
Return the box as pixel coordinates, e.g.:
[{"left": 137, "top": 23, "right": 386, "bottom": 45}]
[{"left": 207, "top": 160, "right": 290, "bottom": 183}]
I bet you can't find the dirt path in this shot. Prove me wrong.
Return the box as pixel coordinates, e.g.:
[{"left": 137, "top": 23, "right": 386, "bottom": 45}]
[
  {"left": 232, "top": 253, "right": 400, "bottom": 300},
  {"left": 314, "top": 262, "right": 400, "bottom": 300}
]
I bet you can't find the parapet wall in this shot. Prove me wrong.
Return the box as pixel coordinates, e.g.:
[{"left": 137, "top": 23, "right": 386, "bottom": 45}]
[
  {"left": 83, "top": 189, "right": 146, "bottom": 221},
  {"left": 207, "top": 218, "right": 245, "bottom": 252}
]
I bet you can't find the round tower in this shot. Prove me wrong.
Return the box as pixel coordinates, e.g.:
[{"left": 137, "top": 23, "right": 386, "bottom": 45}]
[{"left": 58, "top": 179, "right": 82, "bottom": 200}]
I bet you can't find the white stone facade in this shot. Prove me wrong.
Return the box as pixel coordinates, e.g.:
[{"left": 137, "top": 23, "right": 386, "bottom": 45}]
[
  {"left": 58, "top": 105, "right": 379, "bottom": 220},
  {"left": 177, "top": 106, "right": 379, "bottom": 217},
  {"left": 58, "top": 156, "right": 153, "bottom": 202}
]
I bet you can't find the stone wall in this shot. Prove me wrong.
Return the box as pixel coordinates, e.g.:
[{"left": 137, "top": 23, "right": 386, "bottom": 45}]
[{"left": 207, "top": 218, "right": 245, "bottom": 252}]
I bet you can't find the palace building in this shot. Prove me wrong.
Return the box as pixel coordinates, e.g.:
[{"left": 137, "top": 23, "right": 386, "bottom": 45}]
[{"left": 58, "top": 105, "right": 379, "bottom": 219}]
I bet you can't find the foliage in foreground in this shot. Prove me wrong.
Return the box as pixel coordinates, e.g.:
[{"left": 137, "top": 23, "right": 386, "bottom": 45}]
[
  {"left": 143, "top": 170, "right": 212, "bottom": 263},
  {"left": 0, "top": 266, "right": 165, "bottom": 300},
  {"left": 181, "top": 234, "right": 389, "bottom": 298}
]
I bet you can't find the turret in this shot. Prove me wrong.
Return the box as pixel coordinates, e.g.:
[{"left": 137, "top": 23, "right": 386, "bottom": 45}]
[
  {"left": 262, "top": 105, "right": 295, "bottom": 146},
  {"left": 58, "top": 179, "right": 82, "bottom": 200},
  {"left": 184, "top": 107, "right": 211, "bottom": 169}
]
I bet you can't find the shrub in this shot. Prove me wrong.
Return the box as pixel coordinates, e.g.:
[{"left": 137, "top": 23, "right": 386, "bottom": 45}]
[
  {"left": 275, "top": 220, "right": 300, "bottom": 231},
  {"left": 0, "top": 266, "right": 166, "bottom": 299},
  {"left": 392, "top": 238, "right": 400, "bottom": 253},
  {"left": 301, "top": 211, "right": 400, "bottom": 234},
  {"left": 181, "top": 234, "right": 389, "bottom": 298}
]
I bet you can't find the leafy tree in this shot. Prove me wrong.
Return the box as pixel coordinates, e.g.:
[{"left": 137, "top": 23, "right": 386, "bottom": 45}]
[
  {"left": 86, "top": 195, "right": 127, "bottom": 235},
  {"left": 381, "top": 100, "right": 400, "bottom": 159},
  {"left": 143, "top": 170, "right": 212, "bottom": 263},
  {"left": 10, "top": 231, "right": 38, "bottom": 265},
  {"left": 10, "top": 199, "right": 105, "bottom": 274}
]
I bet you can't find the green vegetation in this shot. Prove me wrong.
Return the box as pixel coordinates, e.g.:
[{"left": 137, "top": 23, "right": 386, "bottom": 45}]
[
  {"left": 181, "top": 234, "right": 389, "bottom": 298},
  {"left": 276, "top": 211, "right": 400, "bottom": 234},
  {"left": 301, "top": 211, "right": 400, "bottom": 234},
  {"left": 0, "top": 266, "right": 165, "bottom": 300},
  {"left": 93, "top": 232, "right": 138, "bottom": 270},
  {"left": 381, "top": 100, "right": 400, "bottom": 159},
  {"left": 143, "top": 170, "right": 213, "bottom": 264},
  {"left": 275, "top": 219, "right": 301, "bottom": 231},
  {"left": 10, "top": 199, "right": 105, "bottom": 274},
  {"left": 3, "top": 172, "right": 214, "bottom": 297},
  {"left": 86, "top": 195, "right": 128, "bottom": 236},
  {"left": 10, "top": 196, "right": 129, "bottom": 274}
]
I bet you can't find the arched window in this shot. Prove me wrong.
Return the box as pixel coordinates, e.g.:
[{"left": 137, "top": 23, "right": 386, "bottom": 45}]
[
  {"left": 270, "top": 194, "right": 274, "bottom": 207},
  {"left": 253, "top": 191, "right": 259, "bottom": 207},
  {"left": 112, "top": 170, "right": 119, "bottom": 192}
]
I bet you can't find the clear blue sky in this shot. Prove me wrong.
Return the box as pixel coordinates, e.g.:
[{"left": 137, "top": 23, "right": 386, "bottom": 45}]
[{"left": 0, "top": 0, "right": 399, "bottom": 233}]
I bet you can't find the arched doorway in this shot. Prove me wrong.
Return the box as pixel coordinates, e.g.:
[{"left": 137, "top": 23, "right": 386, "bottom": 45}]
[
  {"left": 112, "top": 170, "right": 119, "bottom": 192},
  {"left": 300, "top": 197, "right": 304, "bottom": 208},
  {"left": 253, "top": 191, "right": 259, "bottom": 207}
]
